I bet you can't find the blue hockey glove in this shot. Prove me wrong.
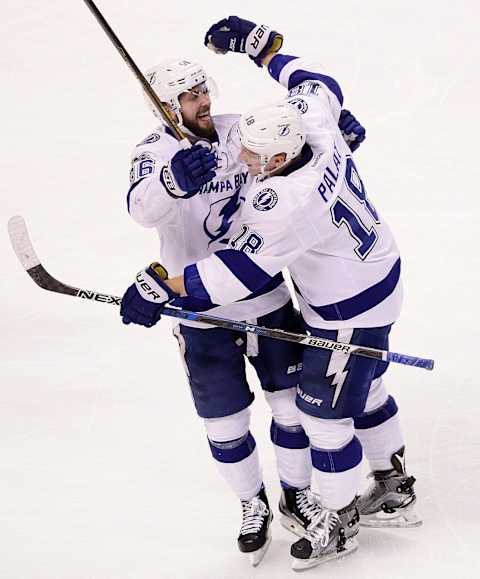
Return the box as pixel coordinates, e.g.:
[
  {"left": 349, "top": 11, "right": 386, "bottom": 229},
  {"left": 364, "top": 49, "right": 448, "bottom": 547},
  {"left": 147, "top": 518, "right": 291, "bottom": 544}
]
[
  {"left": 160, "top": 145, "right": 217, "bottom": 198},
  {"left": 204, "top": 16, "right": 283, "bottom": 67},
  {"left": 339, "top": 109, "right": 366, "bottom": 152},
  {"left": 120, "top": 263, "right": 177, "bottom": 328}
]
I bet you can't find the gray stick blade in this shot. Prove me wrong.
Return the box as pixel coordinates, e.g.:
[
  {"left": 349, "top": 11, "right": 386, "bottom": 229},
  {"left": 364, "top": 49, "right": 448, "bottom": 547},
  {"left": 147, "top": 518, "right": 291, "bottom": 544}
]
[{"left": 8, "top": 215, "right": 41, "bottom": 271}]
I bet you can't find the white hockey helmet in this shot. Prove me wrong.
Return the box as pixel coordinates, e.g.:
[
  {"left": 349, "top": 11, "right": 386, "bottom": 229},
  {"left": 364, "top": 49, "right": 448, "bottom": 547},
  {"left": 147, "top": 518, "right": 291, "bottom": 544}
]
[
  {"left": 238, "top": 102, "right": 306, "bottom": 166},
  {"left": 144, "top": 58, "right": 217, "bottom": 126}
]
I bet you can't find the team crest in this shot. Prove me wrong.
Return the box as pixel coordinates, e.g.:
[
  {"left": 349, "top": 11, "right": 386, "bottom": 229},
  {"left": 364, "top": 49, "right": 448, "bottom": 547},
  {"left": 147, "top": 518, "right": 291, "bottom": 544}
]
[
  {"left": 138, "top": 132, "right": 161, "bottom": 146},
  {"left": 288, "top": 97, "right": 309, "bottom": 115},
  {"left": 253, "top": 188, "right": 278, "bottom": 211}
]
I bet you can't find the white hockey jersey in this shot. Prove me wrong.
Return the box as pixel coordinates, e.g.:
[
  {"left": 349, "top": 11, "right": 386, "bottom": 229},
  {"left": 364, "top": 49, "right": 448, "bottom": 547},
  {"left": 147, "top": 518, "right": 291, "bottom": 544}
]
[
  {"left": 183, "top": 56, "right": 403, "bottom": 330},
  {"left": 127, "top": 114, "right": 291, "bottom": 324}
]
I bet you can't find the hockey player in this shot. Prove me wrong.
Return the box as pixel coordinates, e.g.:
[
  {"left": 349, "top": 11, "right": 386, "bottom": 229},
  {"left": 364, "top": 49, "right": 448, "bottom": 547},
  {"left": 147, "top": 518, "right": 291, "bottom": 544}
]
[
  {"left": 123, "top": 27, "right": 367, "bottom": 566},
  {"left": 121, "top": 24, "right": 420, "bottom": 570}
]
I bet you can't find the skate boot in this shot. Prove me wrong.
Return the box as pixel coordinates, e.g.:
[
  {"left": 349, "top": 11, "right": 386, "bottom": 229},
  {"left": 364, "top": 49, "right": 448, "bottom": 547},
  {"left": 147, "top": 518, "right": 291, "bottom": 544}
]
[
  {"left": 279, "top": 486, "right": 325, "bottom": 538},
  {"left": 290, "top": 498, "right": 360, "bottom": 571},
  {"left": 237, "top": 487, "right": 273, "bottom": 567},
  {"left": 357, "top": 446, "right": 422, "bottom": 528}
]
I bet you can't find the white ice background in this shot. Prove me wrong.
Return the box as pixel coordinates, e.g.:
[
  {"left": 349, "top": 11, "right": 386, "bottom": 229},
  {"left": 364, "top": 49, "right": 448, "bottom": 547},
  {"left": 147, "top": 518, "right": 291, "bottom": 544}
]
[{"left": 1, "top": 1, "right": 479, "bottom": 578}]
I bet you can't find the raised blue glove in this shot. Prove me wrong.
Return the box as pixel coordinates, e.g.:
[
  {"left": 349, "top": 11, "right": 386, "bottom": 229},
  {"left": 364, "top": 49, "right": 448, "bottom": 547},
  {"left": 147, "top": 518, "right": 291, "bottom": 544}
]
[
  {"left": 204, "top": 16, "right": 283, "bottom": 67},
  {"left": 120, "top": 263, "right": 177, "bottom": 328},
  {"left": 160, "top": 144, "right": 217, "bottom": 198},
  {"left": 339, "top": 109, "right": 366, "bottom": 152}
]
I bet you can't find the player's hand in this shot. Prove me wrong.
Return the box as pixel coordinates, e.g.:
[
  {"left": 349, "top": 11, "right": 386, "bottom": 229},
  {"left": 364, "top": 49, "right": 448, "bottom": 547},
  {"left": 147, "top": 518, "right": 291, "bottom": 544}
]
[
  {"left": 160, "top": 145, "right": 217, "bottom": 198},
  {"left": 339, "top": 109, "right": 366, "bottom": 152},
  {"left": 120, "top": 263, "right": 177, "bottom": 328},
  {"left": 204, "top": 16, "right": 283, "bottom": 67}
]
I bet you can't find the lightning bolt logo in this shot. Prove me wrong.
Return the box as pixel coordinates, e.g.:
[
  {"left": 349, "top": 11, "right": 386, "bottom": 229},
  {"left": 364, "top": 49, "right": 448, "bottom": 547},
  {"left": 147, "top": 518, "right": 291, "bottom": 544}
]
[
  {"left": 204, "top": 187, "right": 242, "bottom": 245},
  {"left": 326, "top": 329, "right": 354, "bottom": 408}
]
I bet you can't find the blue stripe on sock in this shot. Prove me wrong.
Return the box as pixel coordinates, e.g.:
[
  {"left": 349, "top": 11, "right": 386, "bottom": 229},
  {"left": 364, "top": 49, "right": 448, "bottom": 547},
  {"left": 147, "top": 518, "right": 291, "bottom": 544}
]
[
  {"left": 208, "top": 432, "right": 256, "bottom": 464},
  {"left": 311, "top": 436, "right": 362, "bottom": 473},
  {"left": 280, "top": 481, "right": 307, "bottom": 491},
  {"left": 354, "top": 395, "right": 399, "bottom": 429},
  {"left": 270, "top": 420, "right": 309, "bottom": 450}
]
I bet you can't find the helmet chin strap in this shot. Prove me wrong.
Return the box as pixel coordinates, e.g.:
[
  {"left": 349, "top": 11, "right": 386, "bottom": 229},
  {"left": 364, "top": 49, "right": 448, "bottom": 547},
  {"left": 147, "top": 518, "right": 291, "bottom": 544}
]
[
  {"left": 258, "top": 154, "right": 290, "bottom": 180},
  {"left": 259, "top": 154, "right": 269, "bottom": 176},
  {"left": 166, "top": 105, "right": 205, "bottom": 145},
  {"left": 168, "top": 99, "right": 184, "bottom": 127}
]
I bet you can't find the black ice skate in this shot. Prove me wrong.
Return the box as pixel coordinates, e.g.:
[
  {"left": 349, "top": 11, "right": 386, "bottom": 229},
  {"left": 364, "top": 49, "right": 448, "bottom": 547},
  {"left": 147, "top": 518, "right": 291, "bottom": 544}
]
[
  {"left": 279, "top": 486, "right": 325, "bottom": 538},
  {"left": 357, "top": 446, "right": 422, "bottom": 528},
  {"left": 237, "top": 487, "right": 273, "bottom": 567},
  {"left": 290, "top": 498, "right": 360, "bottom": 571}
]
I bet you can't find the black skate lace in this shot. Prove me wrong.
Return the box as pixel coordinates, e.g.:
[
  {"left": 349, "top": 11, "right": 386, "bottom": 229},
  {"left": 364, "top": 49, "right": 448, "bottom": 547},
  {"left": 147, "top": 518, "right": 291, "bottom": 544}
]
[
  {"left": 240, "top": 497, "right": 268, "bottom": 535},
  {"left": 305, "top": 508, "right": 340, "bottom": 548},
  {"left": 296, "top": 488, "right": 324, "bottom": 523}
]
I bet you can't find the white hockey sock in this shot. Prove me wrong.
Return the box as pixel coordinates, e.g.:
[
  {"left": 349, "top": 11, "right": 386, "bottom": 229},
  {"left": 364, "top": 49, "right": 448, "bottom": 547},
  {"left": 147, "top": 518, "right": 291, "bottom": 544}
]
[
  {"left": 354, "top": 395, "right": 405, "bottom": 471},
  {"left": 300, "top": 413, "right": 362, "bottom": 510},
  {"left": 310, "top": 436, "right": 363, "bottom": 510},
  {"left": 311, "top": 461, "right": 363, "bottom": 511},
  {"left": 208, "top": 432, "right": 263, "bottom": 501},
  {"left": 270, "top": 421, "right": 311, "bottom": 490},
  {"left": 265, "top": 388, "right": 312, "bottom": 490}
]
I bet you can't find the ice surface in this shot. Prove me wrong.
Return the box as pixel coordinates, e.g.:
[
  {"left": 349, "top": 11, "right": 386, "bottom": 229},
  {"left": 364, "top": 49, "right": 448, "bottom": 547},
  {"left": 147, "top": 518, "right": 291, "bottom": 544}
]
[{"left": 1, "top": 1, "right": 479, "bottom": 578}]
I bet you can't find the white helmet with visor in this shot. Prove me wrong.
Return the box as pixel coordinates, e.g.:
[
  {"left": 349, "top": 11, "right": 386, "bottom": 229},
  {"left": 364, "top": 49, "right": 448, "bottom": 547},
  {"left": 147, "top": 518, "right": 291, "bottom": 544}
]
[
  {"left": 144, "top": 58, "right": 218, "bottom": 127},
  {"left": 238, "top": 102, "right": 306, "bottom": 168}
]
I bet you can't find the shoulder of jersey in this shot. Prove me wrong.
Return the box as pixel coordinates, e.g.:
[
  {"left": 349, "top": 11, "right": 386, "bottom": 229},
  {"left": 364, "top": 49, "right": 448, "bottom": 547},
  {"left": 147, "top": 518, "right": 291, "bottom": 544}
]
[
  {"left": 211, "top": 113, "right": 241, "bottom": 132},
  {"left": 133, "top": 126, "right": 179, "bottom": 156},
  {"left": 285, "top": 87, "right": 335, "bottom": 131},
  {"left": 211, "top": 113, "right": 241, "bottom": 124}
]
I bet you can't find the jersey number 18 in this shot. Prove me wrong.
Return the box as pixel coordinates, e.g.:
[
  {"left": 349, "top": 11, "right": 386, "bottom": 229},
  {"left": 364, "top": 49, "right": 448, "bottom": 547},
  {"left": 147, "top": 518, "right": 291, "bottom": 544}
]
[{"left": 330, "top": 158, "right": 380, "bottom": 260}]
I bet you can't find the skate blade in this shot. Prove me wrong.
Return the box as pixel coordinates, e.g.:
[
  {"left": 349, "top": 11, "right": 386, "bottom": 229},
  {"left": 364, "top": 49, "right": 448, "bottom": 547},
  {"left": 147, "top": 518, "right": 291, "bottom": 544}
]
[
  {"left": 360, "top": 504, "right": 423, "bottom": 528},
  {"left": 291, "top": 537, "right": 358, "bottom": 571},
  {"left": 280, "top": 513, "right": 306, "bottom": 538},
  {"left": 248, "top": 535, "right": 272, "bottom": 567}
]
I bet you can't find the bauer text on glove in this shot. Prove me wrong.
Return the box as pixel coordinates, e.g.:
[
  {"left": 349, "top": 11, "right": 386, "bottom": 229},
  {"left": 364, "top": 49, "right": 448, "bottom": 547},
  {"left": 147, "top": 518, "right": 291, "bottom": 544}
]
[
  {"left": 120, "top": 263, "right": 177, "bottom": 328},
  {"left": 204, "top": 16, "right": 283, "bottom": 67}
]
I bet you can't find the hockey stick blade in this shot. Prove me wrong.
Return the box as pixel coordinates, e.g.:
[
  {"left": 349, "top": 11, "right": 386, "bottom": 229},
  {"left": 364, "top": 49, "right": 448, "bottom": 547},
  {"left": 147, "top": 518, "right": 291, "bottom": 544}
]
[
  {"left": 8, "top": 216, "right": 434, "bottom": 371},
  {"left": 8, "top": 215, "right": 121, "bottom": 305}
]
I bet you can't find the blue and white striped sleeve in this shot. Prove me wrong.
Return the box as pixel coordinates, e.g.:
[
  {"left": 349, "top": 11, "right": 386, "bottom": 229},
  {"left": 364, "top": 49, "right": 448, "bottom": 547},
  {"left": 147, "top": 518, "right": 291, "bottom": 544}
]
[
  {"left": 268, "top": 54, "right": 344, "bottom": 109},
  {"left": 184, "top": 249, "right": 283, "bottom": 305},
  {"left": 183, "top": 178, "right": 318, "bottom": 306}
]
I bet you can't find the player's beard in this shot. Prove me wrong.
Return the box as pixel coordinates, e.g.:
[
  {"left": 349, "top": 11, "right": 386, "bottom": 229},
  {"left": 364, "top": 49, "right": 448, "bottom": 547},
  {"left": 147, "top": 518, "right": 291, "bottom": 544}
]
[{"left": 183, "top": 107, "right": 215, "bottom": 140}]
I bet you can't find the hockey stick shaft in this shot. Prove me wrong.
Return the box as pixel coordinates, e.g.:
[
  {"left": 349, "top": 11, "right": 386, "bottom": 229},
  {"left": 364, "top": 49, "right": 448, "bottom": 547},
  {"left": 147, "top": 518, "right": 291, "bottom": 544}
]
[
  {"left": 8, "top": 216, "right": 434, "bottom": 371},
  {"left": 82, "top": 0, "right": 188, "bottom": 145}
]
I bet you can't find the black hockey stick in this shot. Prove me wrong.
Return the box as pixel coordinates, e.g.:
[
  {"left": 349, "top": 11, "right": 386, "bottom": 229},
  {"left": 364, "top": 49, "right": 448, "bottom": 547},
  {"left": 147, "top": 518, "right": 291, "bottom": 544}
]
[
  {"left": 8, "top": 216, "right": 434, "bottom": 371},
  {"left": 82, "top": 0, "right": 188, "bottom": 145}
]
